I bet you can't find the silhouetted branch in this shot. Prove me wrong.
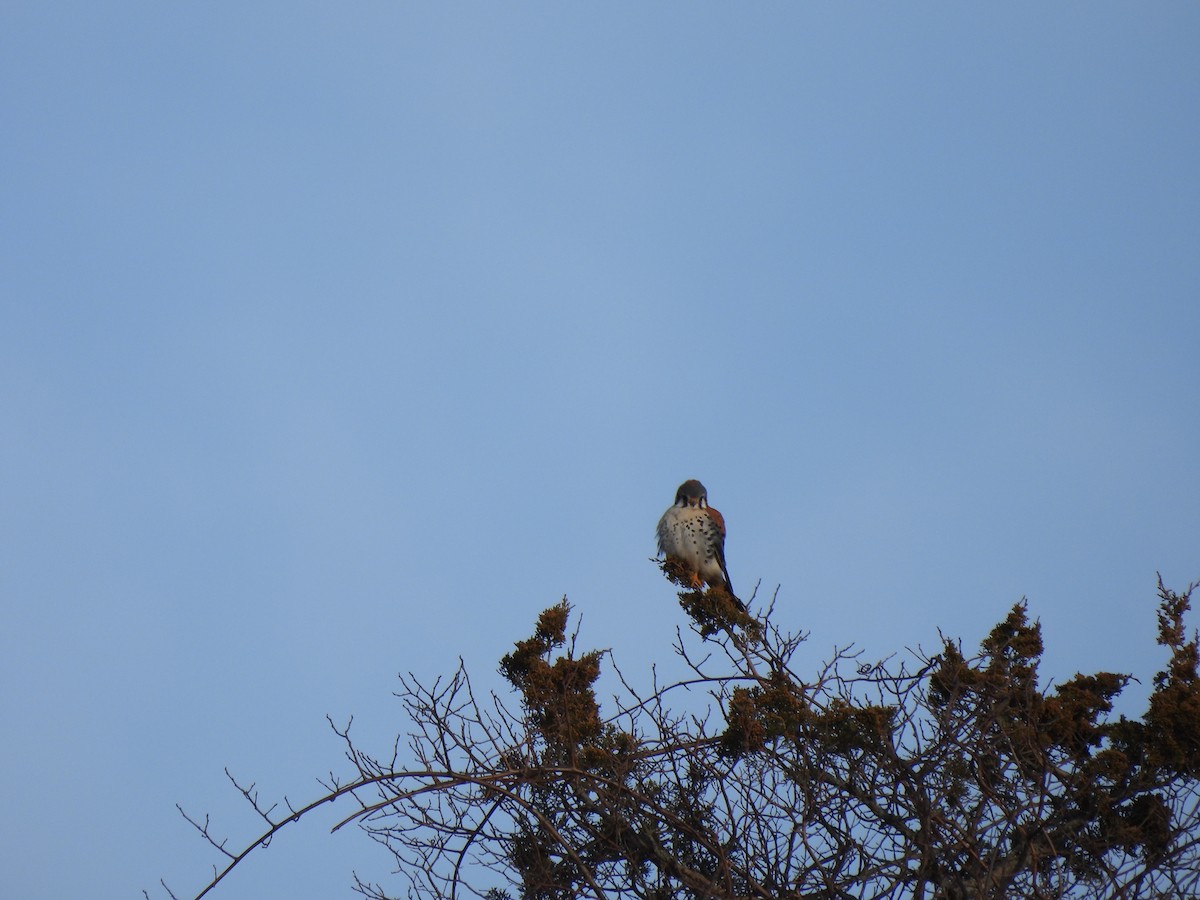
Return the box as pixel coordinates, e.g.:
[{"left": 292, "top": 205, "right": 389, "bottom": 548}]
[{"left": 158, "top": 579, "right": 1200, "bottom": 900}]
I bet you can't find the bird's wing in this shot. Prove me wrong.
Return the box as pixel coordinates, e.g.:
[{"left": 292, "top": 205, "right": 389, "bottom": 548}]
[
  {"left": 705, "top": 506, "right": 737, "bottom": 598},
  {"left": 655, "top": 509, "right": 673, "bottom": 557}
]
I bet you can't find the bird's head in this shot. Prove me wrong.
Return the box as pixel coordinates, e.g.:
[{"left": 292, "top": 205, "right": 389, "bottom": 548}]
[{"left": 674, "top": 479, "right": 708, "bottom": 508}]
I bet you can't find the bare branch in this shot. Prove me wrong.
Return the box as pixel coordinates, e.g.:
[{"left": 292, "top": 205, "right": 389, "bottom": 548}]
[{"left": 159, "top": 581, "right": 1200, "bottom": 900}]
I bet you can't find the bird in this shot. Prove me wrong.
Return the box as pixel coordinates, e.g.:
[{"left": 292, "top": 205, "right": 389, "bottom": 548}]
[{"left": 656, "top": 479, "right": 743, "bottom": 610}]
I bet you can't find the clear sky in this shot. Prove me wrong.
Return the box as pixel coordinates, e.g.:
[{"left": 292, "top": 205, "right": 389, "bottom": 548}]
[{"left": 2, "top": 4, "right": 1198, "bottom": 898}]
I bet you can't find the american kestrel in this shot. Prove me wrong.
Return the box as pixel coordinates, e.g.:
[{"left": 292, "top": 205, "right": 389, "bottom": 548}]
[{"left": 656, "top": 479, "right": 743, "bottom": 610}]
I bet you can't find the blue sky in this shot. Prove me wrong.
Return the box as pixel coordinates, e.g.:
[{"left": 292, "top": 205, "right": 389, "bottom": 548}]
[{"left": 2, "top": 4, "right": 1198, "bottom": 898}]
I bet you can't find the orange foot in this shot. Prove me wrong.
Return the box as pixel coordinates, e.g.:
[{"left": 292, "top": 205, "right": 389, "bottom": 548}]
[{"left": 661, "top": 556, "right": 704, "bottom": 591}]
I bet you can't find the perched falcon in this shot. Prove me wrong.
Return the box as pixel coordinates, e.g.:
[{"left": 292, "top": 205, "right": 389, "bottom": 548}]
[{"left": 656, "top": 479, "right": 743, "bottom": 610}]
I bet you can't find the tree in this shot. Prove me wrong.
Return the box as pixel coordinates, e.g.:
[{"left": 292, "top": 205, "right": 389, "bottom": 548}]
[{"left": 157, "top": 574, "right": 1200, "bottom": 899}]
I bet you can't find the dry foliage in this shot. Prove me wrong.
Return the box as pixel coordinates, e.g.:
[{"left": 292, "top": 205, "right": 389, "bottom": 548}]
[{"left": 157, "top": 576, "right": 1200, "bottom": 900}]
